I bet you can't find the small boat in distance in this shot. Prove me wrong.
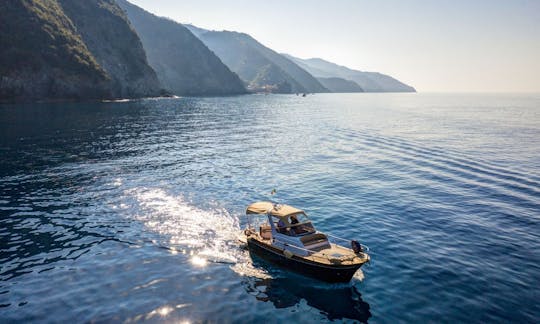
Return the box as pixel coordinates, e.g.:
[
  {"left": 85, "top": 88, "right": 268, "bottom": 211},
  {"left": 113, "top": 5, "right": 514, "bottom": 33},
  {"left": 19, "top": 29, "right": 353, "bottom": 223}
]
[{"left": 241, "top": 202, "right": 370, "bottom": 283}]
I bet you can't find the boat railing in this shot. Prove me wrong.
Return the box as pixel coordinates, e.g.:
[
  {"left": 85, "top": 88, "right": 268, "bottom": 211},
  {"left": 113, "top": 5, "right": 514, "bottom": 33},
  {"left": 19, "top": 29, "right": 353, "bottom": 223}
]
[{"left": 272, "top": 238, "right": 368, "bottom": 260}]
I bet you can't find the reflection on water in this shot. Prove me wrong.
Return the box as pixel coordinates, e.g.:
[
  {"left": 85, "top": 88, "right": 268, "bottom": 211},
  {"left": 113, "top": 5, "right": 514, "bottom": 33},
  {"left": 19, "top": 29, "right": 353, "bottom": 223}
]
[
  {"left": 123, "top": 187, "right": 240, "bottom": 264},
  {"left": 244, "top": 270, "right": 371, "bottom": 322},
  {"left": 124, "top": 303, "right": 191, "bottom": 323},
  {"left": 123, "top": 186, "right": 273, "bottom": 281}
]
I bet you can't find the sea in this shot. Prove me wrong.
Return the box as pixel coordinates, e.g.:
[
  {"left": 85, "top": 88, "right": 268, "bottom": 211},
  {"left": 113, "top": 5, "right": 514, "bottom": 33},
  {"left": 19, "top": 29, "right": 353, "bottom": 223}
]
[{"left": 1, "top": 93, "right": 539, "bottom": 323}]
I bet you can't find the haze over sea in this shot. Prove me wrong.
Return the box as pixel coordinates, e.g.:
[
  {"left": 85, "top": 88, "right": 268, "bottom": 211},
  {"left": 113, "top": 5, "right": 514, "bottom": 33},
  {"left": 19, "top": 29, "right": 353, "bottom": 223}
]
[{"left": 1, "top": 93, "right": 539, "bottom": 322}]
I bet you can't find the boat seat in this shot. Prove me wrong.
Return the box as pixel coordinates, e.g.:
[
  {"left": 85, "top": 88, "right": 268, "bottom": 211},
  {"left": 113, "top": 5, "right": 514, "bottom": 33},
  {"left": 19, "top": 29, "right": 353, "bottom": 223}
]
[
  {"left": 301, "top": 233, "right": 330, "bottom": 250},
  {"left": 260, "top": 224, "right": 272, "bottom": 240}
]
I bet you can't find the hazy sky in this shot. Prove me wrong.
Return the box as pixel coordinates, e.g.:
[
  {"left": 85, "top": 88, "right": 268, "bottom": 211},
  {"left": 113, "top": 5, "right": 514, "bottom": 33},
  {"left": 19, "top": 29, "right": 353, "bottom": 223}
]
[{"left": 129, "top": 0, "right": 540, "bottom": 92}]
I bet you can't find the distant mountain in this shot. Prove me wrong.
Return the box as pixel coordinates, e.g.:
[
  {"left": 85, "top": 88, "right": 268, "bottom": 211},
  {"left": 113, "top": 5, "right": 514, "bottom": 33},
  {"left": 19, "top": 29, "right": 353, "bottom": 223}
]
[
  {"left": 317, "top": 77, "right": 364, "bottom": 93},
  {"left": 0, "top": 0, "right": 413, "bottom": 102},
  {"left": 183, "top": 24, "right": 209, "bottom": 38},
  {"left": 117, "top": 0, "right": 246, "bottom": 96},
  {"left": 284, "top": 55, "right": 416, "bottom": 93},
  {"left": 186, "top": 25, "right": 328, "bottom": 94},
  {"left": 0, "top": 0, "right": 162, "bottom": 103}
]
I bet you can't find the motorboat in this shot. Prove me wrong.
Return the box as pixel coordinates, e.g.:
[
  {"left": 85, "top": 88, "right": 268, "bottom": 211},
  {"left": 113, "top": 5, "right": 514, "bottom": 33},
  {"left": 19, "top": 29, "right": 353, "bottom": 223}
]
[{"left": 240, "top": 201, "right": 370, "bottom": 283}]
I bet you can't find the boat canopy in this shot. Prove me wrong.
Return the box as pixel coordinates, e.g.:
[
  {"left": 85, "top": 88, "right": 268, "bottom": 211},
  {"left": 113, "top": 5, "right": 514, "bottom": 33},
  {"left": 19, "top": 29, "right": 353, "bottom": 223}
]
[{"left": 246, "top": 201, "right": 305, "bottom": 219}]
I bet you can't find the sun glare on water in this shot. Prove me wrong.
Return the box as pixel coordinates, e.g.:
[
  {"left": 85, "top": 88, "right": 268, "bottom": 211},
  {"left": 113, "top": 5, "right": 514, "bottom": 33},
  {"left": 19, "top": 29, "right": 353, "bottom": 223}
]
[
  {"left": 190, "top": 255, "right": 208, "bottom": 267},
  {"left": 122, "top": 187, "right": 273, "bottom": 278}
]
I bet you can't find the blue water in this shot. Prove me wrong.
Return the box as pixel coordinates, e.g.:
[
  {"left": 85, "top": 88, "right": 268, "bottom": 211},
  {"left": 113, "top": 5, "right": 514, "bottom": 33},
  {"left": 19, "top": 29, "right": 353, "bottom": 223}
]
[{"left": 1, "top": 93, "right": 539, "bottom": 322}]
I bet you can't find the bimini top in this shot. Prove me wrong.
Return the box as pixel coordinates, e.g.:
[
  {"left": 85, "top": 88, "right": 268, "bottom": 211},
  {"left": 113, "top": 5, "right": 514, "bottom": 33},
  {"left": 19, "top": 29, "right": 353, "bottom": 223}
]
[{"left": 246, "top": 201, "right": 304, "bottom": 219}]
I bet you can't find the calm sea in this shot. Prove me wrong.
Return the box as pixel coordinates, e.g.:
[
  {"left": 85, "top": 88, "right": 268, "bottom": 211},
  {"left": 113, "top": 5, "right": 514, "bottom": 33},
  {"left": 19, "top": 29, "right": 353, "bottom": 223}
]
[{"left": 1, "top": 93, "right": 539, "bottom": 323}]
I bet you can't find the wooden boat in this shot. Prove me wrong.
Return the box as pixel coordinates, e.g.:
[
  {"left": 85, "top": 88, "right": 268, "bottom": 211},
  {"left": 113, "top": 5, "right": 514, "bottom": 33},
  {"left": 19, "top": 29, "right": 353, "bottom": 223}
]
[{"left": 241, "top": 202, "right": 370, "bottom": 283}]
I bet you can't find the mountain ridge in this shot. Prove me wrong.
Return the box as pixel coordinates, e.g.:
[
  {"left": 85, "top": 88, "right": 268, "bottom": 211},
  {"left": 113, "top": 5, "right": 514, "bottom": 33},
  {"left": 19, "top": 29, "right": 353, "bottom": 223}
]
[
  {"left": 0, "top": 0, "right": 415, "bottom": 103},
  {"left": 186, "top": 24, "right": 329, "bottom": 94},
  {"left": 284, "top": 54, "right": 416, "bottom": 93},
  {"left": 117, "top": 0, "right": 247, "bottom": 96}
]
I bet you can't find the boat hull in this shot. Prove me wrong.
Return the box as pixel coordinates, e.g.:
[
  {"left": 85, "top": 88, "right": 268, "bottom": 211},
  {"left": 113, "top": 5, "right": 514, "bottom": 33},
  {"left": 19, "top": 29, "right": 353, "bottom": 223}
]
[{"left": 247, "top": 237, "right": 364, "bottom": 283}]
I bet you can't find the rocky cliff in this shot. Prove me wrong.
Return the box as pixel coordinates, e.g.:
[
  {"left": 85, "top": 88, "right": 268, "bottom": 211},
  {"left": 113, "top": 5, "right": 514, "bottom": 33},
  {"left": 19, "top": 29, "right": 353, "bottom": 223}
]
[
  {"left": 59, "top": 0, "right": 162, "bottom": 98},
  {"left": 0, "top": 0, "right": 163, "bottom": 103},
  {"left": 0, "top": 0, "right": 111, "bottom": 102},
  {"left": 117, "top": 0, "right": 246, "bottom": 96}
]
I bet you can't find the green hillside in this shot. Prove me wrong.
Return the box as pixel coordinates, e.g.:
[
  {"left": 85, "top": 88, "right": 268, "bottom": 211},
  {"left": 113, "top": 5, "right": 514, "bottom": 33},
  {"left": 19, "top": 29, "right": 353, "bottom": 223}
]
[{"left": 0, "top": 0, "right": 110, "bottom": 101}]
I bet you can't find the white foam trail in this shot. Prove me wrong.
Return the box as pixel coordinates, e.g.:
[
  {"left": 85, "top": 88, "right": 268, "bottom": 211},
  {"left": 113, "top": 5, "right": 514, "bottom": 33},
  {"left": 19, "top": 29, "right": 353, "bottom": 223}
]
[
  {"left": 126, "top": 187, "right": 237, "bottom": 253},
  {"left": 123, "top": 187, "right": 269, "bottom": 278},
  {"left": 230, "top": 250, "right": 273, "bottom": 279},
  {"left": 352, "top": 269, "right": 365, "bottom": 281}
]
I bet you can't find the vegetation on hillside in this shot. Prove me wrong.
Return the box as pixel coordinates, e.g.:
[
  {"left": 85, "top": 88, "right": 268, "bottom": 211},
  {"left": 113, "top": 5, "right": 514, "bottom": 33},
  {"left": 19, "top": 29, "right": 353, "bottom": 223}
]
[
  {"left": 0, "top": 0, "right": 110, "bottom": 101},
  {"left": 58, "top": 0, "right": 162, "bottom": 98}
]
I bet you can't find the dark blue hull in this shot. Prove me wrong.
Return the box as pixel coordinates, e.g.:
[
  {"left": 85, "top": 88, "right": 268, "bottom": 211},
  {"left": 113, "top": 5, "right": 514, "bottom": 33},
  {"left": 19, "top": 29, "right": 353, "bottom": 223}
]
[{"left": 247, "top": 238, "right": 364, "bottom": 283}]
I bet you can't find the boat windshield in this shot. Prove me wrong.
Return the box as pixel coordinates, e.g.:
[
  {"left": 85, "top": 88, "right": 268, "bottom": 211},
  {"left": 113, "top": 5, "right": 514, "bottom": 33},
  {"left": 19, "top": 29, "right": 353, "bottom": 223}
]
[
  {"left": 290, "top": 213, "right": 310, "bottom": 223},
  {"left": 283, "top": 213, "right": 316, "bottom": 236},
  {"left": 291, "top": 221, "right": 315, "bottom": 236}
]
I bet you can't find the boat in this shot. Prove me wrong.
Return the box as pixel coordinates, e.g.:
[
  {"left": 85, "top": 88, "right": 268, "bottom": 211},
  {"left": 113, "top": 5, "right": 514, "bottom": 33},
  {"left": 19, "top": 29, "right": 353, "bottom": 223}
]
[{"left": 241, "top": 201, "right": 370, "bottom": 283}]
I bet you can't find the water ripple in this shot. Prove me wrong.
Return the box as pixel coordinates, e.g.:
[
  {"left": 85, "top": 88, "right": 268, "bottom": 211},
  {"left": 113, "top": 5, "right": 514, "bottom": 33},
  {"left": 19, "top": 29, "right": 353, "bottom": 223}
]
[{"left": 1, "top": 93, "right": 539, "bottom": 322}]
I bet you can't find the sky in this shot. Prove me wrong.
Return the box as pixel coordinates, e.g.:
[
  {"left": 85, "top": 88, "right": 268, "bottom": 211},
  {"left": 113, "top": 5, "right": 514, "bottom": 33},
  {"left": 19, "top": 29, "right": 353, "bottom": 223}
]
[{"left": 128, "top": 0, "right": 540, "bottom": 92}]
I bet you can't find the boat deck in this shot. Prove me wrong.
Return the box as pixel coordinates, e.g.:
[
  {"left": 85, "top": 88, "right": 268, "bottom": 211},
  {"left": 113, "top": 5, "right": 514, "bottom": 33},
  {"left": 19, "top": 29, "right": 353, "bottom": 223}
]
[
  {"left": 311, "top": 243, "right": 368, "bottom": 265},
  {"left": 249, "top": 232, "right": 369, "bottom": 266}
]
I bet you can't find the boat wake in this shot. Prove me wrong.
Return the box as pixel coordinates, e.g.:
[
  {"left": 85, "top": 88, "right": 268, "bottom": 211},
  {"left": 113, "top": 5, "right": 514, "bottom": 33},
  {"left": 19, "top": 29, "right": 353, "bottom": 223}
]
[
  {"left": 122, "top": 187, "right": 270, "bottom": 278},
  {"left": 121, "top": 188, "right": 365, "bottom": 282}
]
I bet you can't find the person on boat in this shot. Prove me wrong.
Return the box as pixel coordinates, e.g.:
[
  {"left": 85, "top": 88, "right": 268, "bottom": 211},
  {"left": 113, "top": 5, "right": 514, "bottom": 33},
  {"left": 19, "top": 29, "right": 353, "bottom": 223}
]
[{"left": 289, "top": 215, "right": 300, "bottom": 235}]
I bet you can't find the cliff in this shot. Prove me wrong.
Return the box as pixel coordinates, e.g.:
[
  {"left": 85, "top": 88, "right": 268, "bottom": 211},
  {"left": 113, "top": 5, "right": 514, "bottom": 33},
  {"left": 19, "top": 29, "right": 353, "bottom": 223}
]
[
  {"left": 0, "top": 0, "right": 163, "bottom": 103},
  {"left": 58, "top": 0, "right": 162, "bottom": 98},
  {"left": 117, "top": 0, "right": 246, "bottom": 96},
  {"left": 0, "top": 0, "right": 111, "bottom": 102}
]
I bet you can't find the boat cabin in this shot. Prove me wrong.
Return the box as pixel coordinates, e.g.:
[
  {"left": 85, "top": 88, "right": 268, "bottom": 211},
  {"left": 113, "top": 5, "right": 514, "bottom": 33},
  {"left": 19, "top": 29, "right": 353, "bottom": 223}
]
[
  {"left": 243, "top": 201, "right": 370, "bottom": 282},
  {"left": 246, "top": 201, "right": 331, "bottom": 256}
]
